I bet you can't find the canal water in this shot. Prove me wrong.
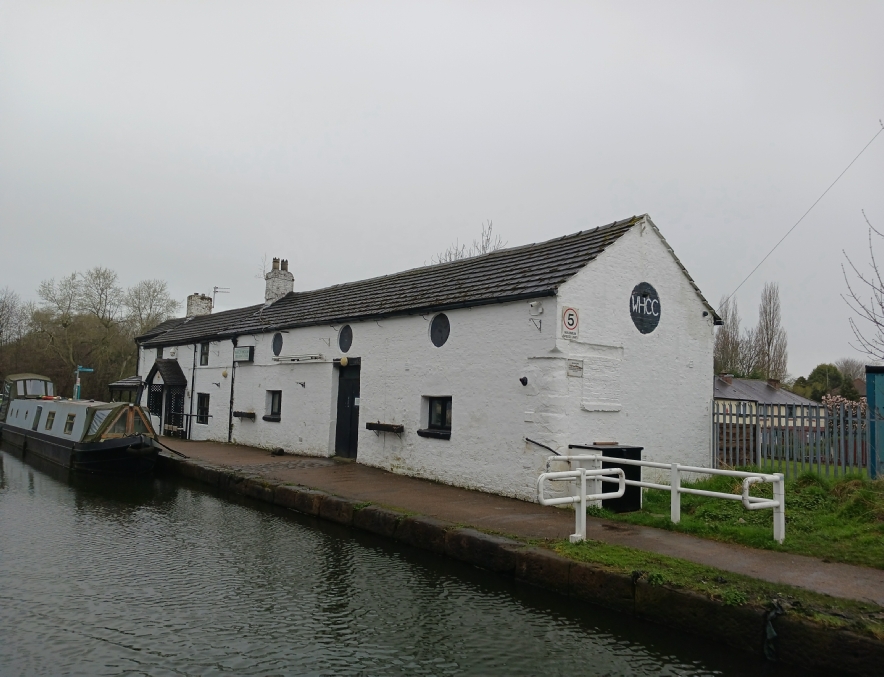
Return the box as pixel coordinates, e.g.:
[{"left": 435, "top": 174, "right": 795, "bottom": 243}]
[{"left": 0, "top": 449, "right": 798, "bottom": 676}]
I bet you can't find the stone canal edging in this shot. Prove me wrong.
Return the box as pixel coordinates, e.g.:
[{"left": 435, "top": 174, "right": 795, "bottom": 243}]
[{"left": 158, "top": 454, "right": 884, "bottom": 676}]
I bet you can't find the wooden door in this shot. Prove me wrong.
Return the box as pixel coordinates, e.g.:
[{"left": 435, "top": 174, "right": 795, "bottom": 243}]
[{"left": 334, "top": 365, "right": 361, "bottom": 458}]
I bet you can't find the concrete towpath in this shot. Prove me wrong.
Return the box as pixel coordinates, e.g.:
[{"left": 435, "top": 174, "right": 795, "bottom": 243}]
[{"left": 161, "top": 439, "right": 884, "bottom": 607}]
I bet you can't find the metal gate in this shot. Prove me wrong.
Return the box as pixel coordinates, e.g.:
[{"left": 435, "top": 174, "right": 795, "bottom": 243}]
[{"left": 713, "top": 400, "right": 869, "bottom": 477}]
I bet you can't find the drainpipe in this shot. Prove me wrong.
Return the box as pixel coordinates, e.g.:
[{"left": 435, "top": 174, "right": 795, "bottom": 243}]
[
  {"left": 188, "top": 343, "right": 197, "bottom": 440},
  {"left": 228, "top": 337, "right": 238, "bottom": 443}
]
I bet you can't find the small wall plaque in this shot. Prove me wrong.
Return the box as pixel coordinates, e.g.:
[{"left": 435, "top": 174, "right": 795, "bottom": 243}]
[
  {"left": 233, "top": 346, "right": 254, "bottom": 363},
  {"left": 567, "top": 359, "right": 584, "bottom": 377}
]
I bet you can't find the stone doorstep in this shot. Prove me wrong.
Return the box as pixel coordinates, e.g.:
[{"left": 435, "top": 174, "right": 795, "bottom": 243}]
[{"left": 156, "top": 454, "right": 884, "bottom": 676}]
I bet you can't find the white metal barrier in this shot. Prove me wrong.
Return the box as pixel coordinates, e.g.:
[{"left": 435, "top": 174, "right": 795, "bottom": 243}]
[
  {"left": 543, "top": 455, "right": 786, "bottom": 543},
  {"left": 536, "top": 467, "right": 626, "bottom": 543}
]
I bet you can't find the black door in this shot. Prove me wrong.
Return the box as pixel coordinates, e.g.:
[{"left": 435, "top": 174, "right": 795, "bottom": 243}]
[
  {"left": 165, "top": 386, "right": 186, "bottom": 438},
  {"left": 334, "top": 365, "right": 360, "bottom": 458}
]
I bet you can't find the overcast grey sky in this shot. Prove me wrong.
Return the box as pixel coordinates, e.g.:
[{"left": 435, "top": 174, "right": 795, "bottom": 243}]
[{"left": 1, "top": 1, "right": 882, "bottom": 377}]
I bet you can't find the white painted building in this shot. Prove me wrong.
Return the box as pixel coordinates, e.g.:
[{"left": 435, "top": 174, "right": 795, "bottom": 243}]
[{"left": 135, "top": 215, "right": 720, "bottom": 501}]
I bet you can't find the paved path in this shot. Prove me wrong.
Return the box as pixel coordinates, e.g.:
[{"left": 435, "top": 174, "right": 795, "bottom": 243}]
[{"left": 163, "top": 439, "right": 884, "bottom": 606}]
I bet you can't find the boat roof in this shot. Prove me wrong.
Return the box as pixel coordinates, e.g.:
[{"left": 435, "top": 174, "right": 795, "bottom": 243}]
[{"left": 4, "top": 373, "right": 53, "bottom": 381}]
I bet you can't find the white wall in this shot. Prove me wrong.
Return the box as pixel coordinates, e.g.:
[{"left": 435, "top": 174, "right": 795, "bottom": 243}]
[
  {"left": 137, "top": 217, "right": 715, "bottom": 500},
  {"left": 544, "top": 218, "right": 715, "bottom": 480}
]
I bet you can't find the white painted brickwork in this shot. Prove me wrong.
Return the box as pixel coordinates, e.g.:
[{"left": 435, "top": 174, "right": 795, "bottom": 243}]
[{"left": 137, "top": 217, "right": 714, "bottom": 501}]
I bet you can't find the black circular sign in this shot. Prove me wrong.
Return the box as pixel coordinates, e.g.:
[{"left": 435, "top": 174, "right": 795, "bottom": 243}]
[
  {"left": 339, "top": 324, "right": 353, "bottom": 353},
  {"left": 630, "top": 282, "right": 661, "bottom": 334},
  {"left": 272, "top": 332, "right": 283, "bottom": 356},
  {"left": 430, "top": 313, "right": 450, "bottom": 347}
]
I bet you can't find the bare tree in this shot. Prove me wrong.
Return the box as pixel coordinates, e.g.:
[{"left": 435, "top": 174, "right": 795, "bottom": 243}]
[
  {"left": 78, "top": 267, "right": 124, "bottom": 327},
  {"left": 835, "top": 357, "right": 865, "bottom": 382},
  {"left": 431, "top": 220, "right": 506, "bottom": 264},
  {"left": 714, "top": 295, "right": 741, "bottom": 374},
  {"left": 38, "top": 273, "right": 80, "bottom": 327},
  {"left": 0, "top": 288, "right": 28, "bottom": 346},
  {"left": 124, "top": 280, "right": 180, "bottom": 336},
  {"left": 843, "top": 211, "right": 884, "bottom": 359},
  {"left": 755, "top": 282, "right": 788, "bottom": 380}
]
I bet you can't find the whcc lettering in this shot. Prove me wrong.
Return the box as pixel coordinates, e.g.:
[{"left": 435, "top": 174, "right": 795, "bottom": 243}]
[{"left": 629, "top": 282, "right": 661, "bottom": 334}]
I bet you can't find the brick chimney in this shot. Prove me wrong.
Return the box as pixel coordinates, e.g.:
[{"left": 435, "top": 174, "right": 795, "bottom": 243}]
[
  {"left": 719, "top": 373, "right": 733, "bottom": 385},
  {"left": 767, "top": 378, "right": 781, "bottom": 389},
  {"left": 265, "top": 257, "right": 294, "bottom": 304},
  {"left": 186, "top": 293, "right": 213, "bottom": 317}
]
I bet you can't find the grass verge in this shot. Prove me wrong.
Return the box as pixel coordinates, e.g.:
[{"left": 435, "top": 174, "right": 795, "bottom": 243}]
[
  {"left": 552, "top": 538, "right": 884, "bottom": 640},
  {"left": 589, "top": 471, "right": 884, "bottom": 569}
]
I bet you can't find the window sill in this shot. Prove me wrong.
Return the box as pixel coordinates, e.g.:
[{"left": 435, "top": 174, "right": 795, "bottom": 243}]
[
  {"left": 262, "top": 414, "right": 281, "bottom": 423},
  {"left": 417, "top": 428, "right": 450, "bottom": 440}
]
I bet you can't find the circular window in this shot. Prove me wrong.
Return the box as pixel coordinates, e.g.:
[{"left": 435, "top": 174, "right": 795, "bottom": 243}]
[
  {"left": 339, "top": 324, "right": 353, "bottom": 353},
  {"left": 430, "top": 313, "right": 450, "bottom": 347},
  {"left": 629, "top": 282, "right": 661, "bottom": 334},
  {"left": 272, "top": 332, "right": 283, "bottom": 356}
]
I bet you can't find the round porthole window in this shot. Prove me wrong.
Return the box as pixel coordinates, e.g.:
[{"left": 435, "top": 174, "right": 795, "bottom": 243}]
[
  {"left": 430, "top": 313, "right": 450, "bottom": 347},
  {"left": 339, "top": 324, "right": 353, "bottom": 353},
  {"left": 272, "top": 332, "right": 283, "bottom": 356}
]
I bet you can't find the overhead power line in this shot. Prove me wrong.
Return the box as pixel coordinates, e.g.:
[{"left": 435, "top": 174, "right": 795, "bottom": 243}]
[{"left": 721, "top": 120, "right": 884, "bottom": 308}]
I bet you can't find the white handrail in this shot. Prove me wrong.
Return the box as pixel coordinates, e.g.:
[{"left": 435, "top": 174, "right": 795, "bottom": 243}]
[
  {"left": 542, "top": 454, "right": 786, "bottom": 543},
  {"left": 536, "top": 467, "right": 626, "bottom": 543}
]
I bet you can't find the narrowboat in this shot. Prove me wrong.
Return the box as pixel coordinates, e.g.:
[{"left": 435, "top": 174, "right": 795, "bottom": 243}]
[{"left": 0, "top": 373, "right": 159, "bottom": 474}]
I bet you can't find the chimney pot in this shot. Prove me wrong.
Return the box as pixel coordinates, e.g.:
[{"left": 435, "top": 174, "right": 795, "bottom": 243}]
[
  {"left": 186, "top": 293, "right": 213, "bottom": 317},
  {"left": 265, "top": 256, "right": 294, "bottom": 304}
]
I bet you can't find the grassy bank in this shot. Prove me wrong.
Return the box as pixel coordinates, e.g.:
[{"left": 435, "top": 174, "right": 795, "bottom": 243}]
[
  {"left": 553, "top": 538, "right": 884, "bottom": 639},
  {"left": 590, "top": 471, "right": 884, "bottom": 569}
]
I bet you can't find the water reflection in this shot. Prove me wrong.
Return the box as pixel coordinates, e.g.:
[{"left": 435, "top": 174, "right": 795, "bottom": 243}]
[{"left": 0, "top": 447, "right": 800, "bottom": 676}]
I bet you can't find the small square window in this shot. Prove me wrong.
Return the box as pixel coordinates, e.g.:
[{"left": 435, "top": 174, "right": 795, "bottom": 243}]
[
  {"left": 63, "top": 413, "right": 76, "bottom": 435},
  {"left": 428, "top": 397, "right": 452, "bottom": 430},
  {"left": 200, "top": 343, "right": 210, "bottom": 366},
  {"left": 264, "top": 390, "right": 282, "bottom": 422},
  {"left": 418, "top": 397, "right": 452, "bottom": 440},
  {"left": 197, "top": 393, "right": 210, "bottom": 425}
]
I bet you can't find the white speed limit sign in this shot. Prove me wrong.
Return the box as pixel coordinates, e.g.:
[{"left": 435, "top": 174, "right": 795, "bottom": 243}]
[{"left": 561, "top": 306, "right": 579, "bottom": 340}]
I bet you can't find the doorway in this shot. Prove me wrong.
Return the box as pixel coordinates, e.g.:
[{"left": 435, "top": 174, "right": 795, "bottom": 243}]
[
  {"left": 164, "top": 386, "right": 186, "bottom": 438},
  {"left": 334, "top": 364, "right": 361, "bottom": 458}
]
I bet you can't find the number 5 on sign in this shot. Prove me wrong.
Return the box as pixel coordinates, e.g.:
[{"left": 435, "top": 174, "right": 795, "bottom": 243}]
[{"left": 562, "top": 307, "right": 579, "bottom": 340}]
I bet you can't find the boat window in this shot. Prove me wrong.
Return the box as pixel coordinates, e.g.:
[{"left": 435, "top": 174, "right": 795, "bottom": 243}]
[
  {"left": 133, "top": 411, "right": 151, "bottom": 434},
  {"left": 45, "top": 411, "right": 56, "bottom": 430},
  {"left": 63, "top": 414, "right": 76, "bottom": 435},
  {"left": 109, "top": 412, "right": 129, "bottom": 435},
  {"left": 16, "top": 381, "right": 25, "bottom": 396},
  {"left": 45, "top": 382, "right": 54, "bottom": 396},
  {"left": 25, "top": 380, "right": 45, "bottom": 397},
  {"left": 32, "top": 406, "right": 43, "bottom": 431},
  {"left": 88, "top": 410, "right": 111, "bottom": 435}
]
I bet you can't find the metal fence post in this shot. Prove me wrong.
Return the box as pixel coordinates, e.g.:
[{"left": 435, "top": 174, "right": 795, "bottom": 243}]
[
  {"left": 570, "top": 467, "right": 587, "bottom": 543},
  {"left": 670, "top": 463, "right": 681, "bottom": 524},
  {"left": 773, "top": 473, "right": 785, "bottom": 544}
]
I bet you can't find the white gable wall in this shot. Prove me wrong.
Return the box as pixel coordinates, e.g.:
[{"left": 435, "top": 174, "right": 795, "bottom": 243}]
[{"left": 544, "top": 218, "right": 715, "bottom": 479}]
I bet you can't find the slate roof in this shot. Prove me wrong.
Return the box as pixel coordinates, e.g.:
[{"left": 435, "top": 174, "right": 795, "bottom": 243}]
[
  {"left": 108, "top": 375, "right": 143, "bottom": 389},
  {"left": 140, "top": 215, "right": 718, "bottom": 347},
  {"left": 149, "top": 359, "right": 188, "bottom": 387},
  {"left": 714, "top": 377, "right": 816, "bottom": 406}
]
